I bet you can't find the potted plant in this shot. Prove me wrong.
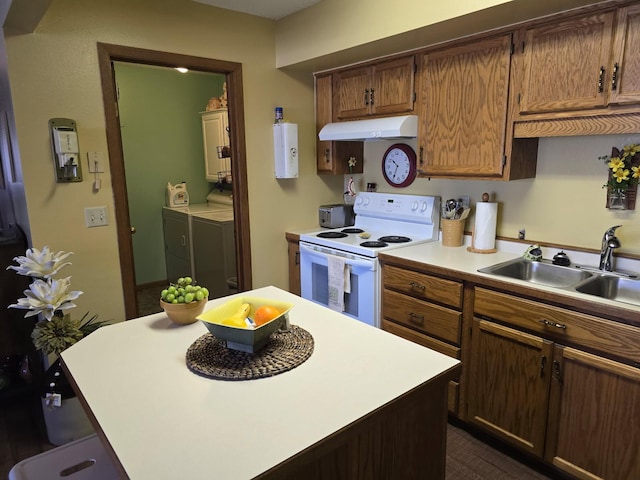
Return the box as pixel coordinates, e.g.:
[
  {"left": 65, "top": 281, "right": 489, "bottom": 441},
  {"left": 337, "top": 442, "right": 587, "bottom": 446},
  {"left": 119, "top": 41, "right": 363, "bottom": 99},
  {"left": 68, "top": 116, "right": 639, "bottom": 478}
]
[
  {"left": 6, "top": 246, "right": 108, "bottom": 445},
  {"left": 600, "top": 143, "right": 640, "bottom": 210}
]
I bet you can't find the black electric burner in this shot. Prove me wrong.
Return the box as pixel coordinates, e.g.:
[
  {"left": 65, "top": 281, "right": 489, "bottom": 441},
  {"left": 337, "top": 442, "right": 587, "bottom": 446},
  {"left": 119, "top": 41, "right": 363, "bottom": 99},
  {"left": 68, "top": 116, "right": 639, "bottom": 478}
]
[
  {"left": 360, "top": 240, "right": 388, "bottom": 248},
  {"left": 341, "top": 228, "right": 364, "bottom": 234},
  {"left": 378, "top": 235, "right": 411, "bottom": 243},
  {"left": 317, "top": 231, "right": 348, "bottom": 239}
]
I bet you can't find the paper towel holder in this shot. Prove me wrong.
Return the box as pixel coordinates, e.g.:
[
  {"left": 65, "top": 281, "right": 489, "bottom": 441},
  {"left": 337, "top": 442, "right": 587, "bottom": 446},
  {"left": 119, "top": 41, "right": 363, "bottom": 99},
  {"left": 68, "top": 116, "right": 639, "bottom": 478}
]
[{"left": 467, "top": 192, "right": 498, "bottom": 254}]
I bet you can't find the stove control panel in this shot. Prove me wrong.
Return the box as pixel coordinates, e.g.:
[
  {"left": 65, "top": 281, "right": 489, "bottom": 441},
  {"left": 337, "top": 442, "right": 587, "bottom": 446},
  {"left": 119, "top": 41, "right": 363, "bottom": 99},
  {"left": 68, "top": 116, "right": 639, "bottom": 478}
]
[{"left": 354, "top": 192, "right": 440, "bottom": 224}]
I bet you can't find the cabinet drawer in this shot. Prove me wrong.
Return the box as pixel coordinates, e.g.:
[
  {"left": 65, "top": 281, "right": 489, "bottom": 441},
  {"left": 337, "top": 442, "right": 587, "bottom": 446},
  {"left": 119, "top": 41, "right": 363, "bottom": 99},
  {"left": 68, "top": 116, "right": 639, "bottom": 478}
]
[
  {"left": 474, "top": 287, "right": 640, "bottom": 364},
  {"left": 382, "top": 319, "right": 460, "bottom": 359},
  {"left": 382, "top": 290, "right": 462, "bottom": 345},
  {"left": 383, "top": 264, "right": 463, "bottom": 309}
]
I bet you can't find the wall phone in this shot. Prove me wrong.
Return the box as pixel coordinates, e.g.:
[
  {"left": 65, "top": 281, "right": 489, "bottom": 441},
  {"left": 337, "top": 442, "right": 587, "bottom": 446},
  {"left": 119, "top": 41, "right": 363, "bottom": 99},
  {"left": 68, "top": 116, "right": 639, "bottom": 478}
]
[{"left": 49, "top": 118, "right": 82, "bottom": 182}]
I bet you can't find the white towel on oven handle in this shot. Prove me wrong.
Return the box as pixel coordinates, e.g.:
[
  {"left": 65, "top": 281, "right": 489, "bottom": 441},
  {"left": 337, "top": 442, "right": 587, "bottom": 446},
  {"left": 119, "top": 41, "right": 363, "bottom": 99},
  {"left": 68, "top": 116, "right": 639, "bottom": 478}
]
[{"left": 327, "top": 254, "right": 350, "bottom": 312}]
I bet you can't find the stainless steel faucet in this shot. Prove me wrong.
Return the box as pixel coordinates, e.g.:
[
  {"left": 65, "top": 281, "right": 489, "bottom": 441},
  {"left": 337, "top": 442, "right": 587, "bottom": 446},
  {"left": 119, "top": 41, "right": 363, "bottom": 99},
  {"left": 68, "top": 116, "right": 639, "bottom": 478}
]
[{"left": 599, "top": 225, "right": 621, "bottom": 272}]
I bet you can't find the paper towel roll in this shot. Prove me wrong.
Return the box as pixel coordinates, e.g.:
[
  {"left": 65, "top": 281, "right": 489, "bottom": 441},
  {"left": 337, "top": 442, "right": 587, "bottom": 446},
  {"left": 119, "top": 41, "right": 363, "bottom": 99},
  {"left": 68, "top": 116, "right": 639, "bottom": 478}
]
[{"left": 474, "top": 202, "right": 498, "bottom": 250}]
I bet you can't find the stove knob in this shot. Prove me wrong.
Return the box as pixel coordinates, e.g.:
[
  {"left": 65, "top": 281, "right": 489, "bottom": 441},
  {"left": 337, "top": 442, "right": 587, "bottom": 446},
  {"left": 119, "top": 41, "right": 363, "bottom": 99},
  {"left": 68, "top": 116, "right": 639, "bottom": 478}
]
[
  {"left": 411, "top": 201, "right": 419, "bottom": 211},
  {"left": 420, "top": 201, "right": 428, "bottom": 212},
  {"left": 362, "top": 196, "right": 370, "bottom": 206}
]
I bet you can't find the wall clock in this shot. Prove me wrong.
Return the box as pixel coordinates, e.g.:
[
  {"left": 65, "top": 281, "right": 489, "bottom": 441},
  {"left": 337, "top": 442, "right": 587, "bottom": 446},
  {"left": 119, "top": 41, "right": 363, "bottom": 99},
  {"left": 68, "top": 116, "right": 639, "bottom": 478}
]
[{"left": 382, "top": 143, "right": 417, "bottom": 188}]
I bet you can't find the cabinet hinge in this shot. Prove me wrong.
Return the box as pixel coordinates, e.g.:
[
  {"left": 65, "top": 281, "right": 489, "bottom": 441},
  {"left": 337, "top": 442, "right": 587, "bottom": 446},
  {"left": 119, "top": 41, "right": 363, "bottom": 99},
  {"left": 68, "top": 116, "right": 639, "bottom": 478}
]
[
  {"left": 517, "top": 92, "right": 521, "bottom": 104},
  {"left": 502, "top": 155, "right": 507, "bottom": 168},
  {"left": 521, "top": 41, "right": 525, "bottom": 53},
  {"left": 412, "top": 92, "right": 416, "bottom": 103},
  {"left": 414, "top": 63, "right": 418, "bottom": 74},
  {"left": 510, "top": 43, "right": 515, "bottom": 55}
]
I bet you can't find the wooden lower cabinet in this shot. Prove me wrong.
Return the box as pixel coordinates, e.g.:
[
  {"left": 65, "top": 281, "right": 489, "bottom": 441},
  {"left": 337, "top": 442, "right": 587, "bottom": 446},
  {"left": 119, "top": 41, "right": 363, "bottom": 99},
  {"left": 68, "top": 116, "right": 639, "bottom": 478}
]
[
  {"left": 380, "top": 262, "right": 463, "bottom": 415},
  {"left": 469, "top": 287, "right": 640, "bottom": 480},
  {"left": 468, "top": 319, "right": 552, "bottom": 457},
  {"left": 286, "top": 234, "right": 300, "bottom": 295},
  {"left": 546, "top": 347, "right": 640, "bottom": 480}
]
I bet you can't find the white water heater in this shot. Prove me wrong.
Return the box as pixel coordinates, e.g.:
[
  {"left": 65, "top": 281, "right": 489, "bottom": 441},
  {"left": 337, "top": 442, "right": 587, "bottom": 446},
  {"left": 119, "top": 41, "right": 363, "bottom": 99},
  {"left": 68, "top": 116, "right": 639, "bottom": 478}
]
[{"left": 273, "top": 123, "right": 298, "bottom": 178}]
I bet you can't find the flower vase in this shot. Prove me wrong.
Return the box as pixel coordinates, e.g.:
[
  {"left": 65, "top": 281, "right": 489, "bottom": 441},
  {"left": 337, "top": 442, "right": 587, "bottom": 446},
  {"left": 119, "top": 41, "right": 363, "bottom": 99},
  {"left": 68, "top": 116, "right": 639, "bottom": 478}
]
[
  {"left": 607, "top": 188, "right": 628, "bottom": 210},
  {"left": 41, "top": 357, "right": 93, "bottom": 446}
]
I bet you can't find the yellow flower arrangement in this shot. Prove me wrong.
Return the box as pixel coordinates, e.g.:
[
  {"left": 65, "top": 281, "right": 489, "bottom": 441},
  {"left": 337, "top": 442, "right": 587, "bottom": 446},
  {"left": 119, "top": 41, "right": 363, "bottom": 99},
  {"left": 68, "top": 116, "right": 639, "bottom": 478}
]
[{"left": 601, "top": 143, "right": 640, "bottom": 190}]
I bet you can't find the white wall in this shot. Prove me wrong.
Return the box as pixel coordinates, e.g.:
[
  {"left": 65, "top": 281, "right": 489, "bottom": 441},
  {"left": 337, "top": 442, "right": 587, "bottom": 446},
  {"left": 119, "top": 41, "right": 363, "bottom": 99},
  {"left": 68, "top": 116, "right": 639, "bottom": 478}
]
[{"left": 5, "top": 0, "right": 340, "bottom": 323}]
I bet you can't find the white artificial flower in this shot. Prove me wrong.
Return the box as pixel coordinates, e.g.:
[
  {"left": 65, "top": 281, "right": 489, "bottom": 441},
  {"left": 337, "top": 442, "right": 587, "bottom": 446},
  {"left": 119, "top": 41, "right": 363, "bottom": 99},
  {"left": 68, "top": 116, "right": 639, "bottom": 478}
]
[
  {"left": 8, "top": 277, "right": 83, "bottom": 321},
  {"left": 6, "top": 246, "right": 73, "bottom": 279}
]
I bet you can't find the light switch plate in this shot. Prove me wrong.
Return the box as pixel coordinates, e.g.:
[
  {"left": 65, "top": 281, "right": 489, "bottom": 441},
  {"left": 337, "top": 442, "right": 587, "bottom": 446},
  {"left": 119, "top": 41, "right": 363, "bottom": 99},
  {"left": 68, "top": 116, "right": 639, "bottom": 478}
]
[
  {"left": 87, "top": 152, "right": 105, "bottom": 173},
  {"left": 85, "top": 206, "right": 108, "bottom": 227}
]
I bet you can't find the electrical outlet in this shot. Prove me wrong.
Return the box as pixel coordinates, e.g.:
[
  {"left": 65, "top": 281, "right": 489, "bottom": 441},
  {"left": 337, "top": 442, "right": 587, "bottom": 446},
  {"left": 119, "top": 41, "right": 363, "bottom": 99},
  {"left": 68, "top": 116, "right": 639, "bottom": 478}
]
[
  {"left": 458, "top": 195, "right": 470, "bottom": 208},
  {"left": 85, "top": 206, "right": 108, "bottom": 227}
]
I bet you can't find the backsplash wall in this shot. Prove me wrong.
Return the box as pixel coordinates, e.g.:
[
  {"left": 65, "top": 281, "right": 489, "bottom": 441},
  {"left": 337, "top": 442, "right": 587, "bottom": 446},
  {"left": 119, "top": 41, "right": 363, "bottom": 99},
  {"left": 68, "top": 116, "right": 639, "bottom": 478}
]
[{"left": 346, "top": 134, "right": 640, "bottom": 256}]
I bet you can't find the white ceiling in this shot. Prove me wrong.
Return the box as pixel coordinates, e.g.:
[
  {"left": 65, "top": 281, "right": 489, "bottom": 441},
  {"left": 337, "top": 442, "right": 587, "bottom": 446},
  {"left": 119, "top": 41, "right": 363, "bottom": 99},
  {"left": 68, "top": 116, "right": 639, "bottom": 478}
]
[{"left": 192, "top": 0, "right": 321, "bottom": 20}]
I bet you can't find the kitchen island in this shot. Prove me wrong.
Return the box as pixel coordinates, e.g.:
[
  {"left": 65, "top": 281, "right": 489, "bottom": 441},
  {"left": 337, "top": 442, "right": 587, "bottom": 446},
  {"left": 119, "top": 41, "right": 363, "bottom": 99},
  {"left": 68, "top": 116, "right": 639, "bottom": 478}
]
[{"left": 61, "top": 286, "right": 460, "bottom": 479}]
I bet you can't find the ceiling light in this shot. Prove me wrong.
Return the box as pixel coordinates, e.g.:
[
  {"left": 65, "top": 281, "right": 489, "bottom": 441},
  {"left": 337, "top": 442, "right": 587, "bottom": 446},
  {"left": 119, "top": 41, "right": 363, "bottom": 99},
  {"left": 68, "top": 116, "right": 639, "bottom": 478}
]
[{"left": 175, "top": 67, "right": 189, "bottom": 73}]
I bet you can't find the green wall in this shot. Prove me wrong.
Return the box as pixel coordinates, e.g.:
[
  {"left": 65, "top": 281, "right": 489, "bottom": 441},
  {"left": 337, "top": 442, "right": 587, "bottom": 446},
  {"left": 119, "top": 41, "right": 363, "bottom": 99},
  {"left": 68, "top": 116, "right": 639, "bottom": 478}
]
[{"left": 114, "top": 62, "right": 226, "bottom": 286}]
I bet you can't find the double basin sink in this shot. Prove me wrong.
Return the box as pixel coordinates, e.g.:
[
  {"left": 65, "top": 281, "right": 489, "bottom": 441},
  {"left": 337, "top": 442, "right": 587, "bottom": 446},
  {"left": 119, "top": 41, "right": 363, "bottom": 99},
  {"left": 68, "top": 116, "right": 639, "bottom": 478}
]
[{"left": 478, "top": 258, "right": 640, "bottom": 307}]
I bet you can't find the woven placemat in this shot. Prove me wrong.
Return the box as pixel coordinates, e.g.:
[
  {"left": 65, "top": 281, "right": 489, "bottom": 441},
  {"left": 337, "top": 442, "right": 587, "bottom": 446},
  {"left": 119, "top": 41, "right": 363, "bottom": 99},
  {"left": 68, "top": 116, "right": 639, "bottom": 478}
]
[{"left": 185, "top": 325, "right": 314, "bottom": 381}]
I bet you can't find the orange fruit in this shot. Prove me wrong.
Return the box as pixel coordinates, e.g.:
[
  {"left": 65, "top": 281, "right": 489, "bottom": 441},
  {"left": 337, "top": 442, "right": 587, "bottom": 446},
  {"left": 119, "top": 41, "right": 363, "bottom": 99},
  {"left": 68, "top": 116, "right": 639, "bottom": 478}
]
[{"left": 254, "top": 306, "right": 280, "bottom": 326}]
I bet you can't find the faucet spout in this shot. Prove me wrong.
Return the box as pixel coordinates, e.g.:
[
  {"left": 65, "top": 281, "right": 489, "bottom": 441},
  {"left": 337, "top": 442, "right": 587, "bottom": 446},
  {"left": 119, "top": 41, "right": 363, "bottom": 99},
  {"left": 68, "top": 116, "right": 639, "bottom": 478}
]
[{"left": 599, "top": 225, "right": 622, "bottom": 272}]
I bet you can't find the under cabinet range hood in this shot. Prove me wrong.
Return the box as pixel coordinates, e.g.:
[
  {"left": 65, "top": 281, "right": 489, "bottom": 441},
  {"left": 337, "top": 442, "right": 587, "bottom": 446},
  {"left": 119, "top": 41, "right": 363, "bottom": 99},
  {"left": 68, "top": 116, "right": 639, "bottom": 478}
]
[{"left": 318, "top": 115, "right": 418, "bottom": 141}]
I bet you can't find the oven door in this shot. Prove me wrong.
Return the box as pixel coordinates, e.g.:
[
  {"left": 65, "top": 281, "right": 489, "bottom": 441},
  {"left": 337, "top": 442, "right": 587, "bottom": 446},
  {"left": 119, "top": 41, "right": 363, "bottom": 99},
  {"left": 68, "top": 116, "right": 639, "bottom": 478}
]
[{"left": 299, "top": 242, "right": 379, "bottom": 328}]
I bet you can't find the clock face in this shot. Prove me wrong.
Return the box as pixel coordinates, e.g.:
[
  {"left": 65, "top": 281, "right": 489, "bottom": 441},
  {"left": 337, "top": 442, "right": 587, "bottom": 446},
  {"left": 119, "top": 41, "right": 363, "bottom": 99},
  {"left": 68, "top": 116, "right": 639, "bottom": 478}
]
[{"left": 382, "top": 144, "right": 417, "bottom": 187}]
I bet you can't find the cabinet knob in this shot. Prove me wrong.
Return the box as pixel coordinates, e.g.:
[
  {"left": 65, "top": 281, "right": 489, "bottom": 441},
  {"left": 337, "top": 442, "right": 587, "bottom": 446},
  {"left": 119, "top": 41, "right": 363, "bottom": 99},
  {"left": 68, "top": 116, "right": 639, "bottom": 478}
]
[
  {"left": 130, "top": 226, "right": 136, "bottom": 234},
  {"left": 324, "top": 149, "right": 330, "bottom": 163},
  {"left": 409, "top": 281, "right": 425, "bottom": 291}
]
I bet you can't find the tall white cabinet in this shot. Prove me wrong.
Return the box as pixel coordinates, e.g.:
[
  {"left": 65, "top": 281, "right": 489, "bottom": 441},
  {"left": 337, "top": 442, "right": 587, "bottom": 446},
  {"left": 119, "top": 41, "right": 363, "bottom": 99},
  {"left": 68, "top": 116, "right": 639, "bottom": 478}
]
[{"left": 200, "top": 109, "right": 229, "bottom": 182}]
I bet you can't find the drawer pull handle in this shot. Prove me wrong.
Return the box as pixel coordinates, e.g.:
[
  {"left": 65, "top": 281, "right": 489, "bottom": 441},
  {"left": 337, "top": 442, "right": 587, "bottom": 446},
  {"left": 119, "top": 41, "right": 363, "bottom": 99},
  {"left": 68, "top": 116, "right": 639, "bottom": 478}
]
[
  {"left": 408, "top": 312, "right": 424, "bottom": 325},
  {"left": 409, "top": 281, "right": 425, "bottom": 291},
  {"left": 538, "top": 319, "right": 566, "bottom": 330}
]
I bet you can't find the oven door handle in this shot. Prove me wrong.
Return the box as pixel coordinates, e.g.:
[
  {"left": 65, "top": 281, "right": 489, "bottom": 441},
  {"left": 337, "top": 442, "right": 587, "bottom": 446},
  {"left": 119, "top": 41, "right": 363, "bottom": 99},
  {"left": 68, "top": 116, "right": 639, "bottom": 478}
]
[{"left": 300, "top": 244, "right": 375, "bottom": 269}]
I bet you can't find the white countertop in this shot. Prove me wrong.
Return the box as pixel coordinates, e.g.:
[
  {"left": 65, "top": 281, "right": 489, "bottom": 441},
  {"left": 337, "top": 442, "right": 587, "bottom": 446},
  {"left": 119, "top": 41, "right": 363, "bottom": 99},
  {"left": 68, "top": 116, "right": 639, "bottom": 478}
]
[
  {"left": 61, "top": 286, "right": 460, "bottom": 480},
  {"left": 379, "top": 236, "right": 640, "bottom": 314}
]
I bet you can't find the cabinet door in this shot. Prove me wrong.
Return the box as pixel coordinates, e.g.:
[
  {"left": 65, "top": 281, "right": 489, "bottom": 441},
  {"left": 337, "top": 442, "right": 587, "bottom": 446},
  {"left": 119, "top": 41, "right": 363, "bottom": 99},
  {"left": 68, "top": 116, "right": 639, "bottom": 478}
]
[
  {"left": 333, "top": 66, "right": 372, "bottom": 120},
  {"left": 201, "top": 110, "right": 229, "bottom": 182},
  {"left": 371, "top": 56, "right": 415, "bottom": 116},
  {"left": 418, "top": 35, "right": 511, "bottom": 177},
  {"left": 162, "top": 213, "right": 191, "bottom": 281},
  {"left": 608, "top": 5, "right": 640, "bottom": 105},
  {"left": 519, "top": 12, "right": 614, "bottom": 114},
  {"left": 468, "top": 318, "right": 553, "bottom": 457},
  {"left": 315, "top": 73, "right": 364, "bottom": 175},
  {"left": 545, "top": 346, "right": 640, "bottom": 480},
  {"left": 287, "top": 239, "right": 300, "bottom": 296}
]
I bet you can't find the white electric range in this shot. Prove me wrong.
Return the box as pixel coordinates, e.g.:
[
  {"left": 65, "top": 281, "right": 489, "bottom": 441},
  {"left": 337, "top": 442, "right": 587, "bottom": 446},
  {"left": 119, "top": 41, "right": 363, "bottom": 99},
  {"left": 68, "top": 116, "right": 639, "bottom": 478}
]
[{"left": 299, "top": 192, "right": 440, "bottom": 327}]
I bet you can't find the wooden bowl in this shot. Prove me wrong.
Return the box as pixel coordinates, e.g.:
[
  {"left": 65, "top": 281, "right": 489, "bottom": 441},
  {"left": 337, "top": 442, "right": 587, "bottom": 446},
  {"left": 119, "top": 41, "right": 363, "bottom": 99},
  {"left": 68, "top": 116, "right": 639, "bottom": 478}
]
[{"left": 160, "top": 298, "right": 208, "bottom": 325}]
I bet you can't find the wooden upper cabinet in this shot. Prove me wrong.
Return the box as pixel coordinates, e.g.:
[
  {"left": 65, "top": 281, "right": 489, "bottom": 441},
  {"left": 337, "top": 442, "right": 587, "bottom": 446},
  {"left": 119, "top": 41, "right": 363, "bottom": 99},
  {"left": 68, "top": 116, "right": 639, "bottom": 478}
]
[
  {"left": 519, "top": 12, "right": 615, "bottom": 114},
  {"left": 315, "top": 73, "right": 363, "bottom": 175},
  {"left": 333, "top": 56, "right": 415, "bottom": 120},
  {"left": 418, "top": 34, "right": 519, "bottom": 178},
  {"left": 609, "top": 4, "right": 640, "bottom": 105}
]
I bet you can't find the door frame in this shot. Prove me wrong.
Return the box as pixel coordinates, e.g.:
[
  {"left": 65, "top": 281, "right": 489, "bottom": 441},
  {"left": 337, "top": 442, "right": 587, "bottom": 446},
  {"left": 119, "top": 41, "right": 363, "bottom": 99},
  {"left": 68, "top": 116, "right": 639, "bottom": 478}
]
[{"left": 96, "top": 43, "right": 252, "bottom": 319}]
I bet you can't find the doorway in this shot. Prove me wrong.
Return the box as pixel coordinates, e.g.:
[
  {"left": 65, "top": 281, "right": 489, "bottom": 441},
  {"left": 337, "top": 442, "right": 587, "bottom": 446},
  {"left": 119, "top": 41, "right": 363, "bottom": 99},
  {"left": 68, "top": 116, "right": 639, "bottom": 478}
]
[{"left": 97, "top": 43, "right": 252, "bottom": 319}]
